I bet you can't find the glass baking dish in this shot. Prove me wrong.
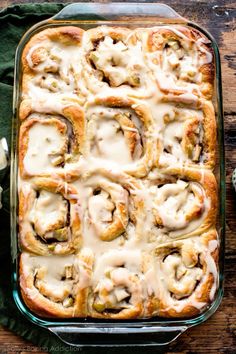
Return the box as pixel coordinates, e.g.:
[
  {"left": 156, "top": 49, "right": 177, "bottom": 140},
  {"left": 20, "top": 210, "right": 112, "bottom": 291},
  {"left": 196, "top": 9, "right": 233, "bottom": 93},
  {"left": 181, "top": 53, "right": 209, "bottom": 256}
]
[{"left": 10, "top": 2, "right": 225, "bottom": 347}]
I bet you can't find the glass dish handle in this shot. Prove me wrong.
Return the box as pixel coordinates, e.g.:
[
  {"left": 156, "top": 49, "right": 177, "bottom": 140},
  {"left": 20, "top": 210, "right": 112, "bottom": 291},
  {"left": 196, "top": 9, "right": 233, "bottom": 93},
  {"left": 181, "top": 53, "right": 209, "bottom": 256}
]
[
  {"left": 49, "top": 325, "right": 188, "bottom": 347},
  {"left": 52, "top": 3, "right": 185, "bottom": 21}
]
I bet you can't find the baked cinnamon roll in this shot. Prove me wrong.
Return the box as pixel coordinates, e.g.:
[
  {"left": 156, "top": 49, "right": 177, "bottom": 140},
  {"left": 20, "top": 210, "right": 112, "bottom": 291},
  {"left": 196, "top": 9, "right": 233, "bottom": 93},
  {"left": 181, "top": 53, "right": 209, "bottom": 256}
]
[
  {"left": 21, "top": 26, "right": 85, "bottom": 113},
  {"left": 73, "top": 169, "right": 144, "bottom": 246},
  {"left": 85, "top": 96, "right": 157, "bottom": 177},
  {"left": 20, "top": 249, "right": 93, "bottom": 317},
  {"left": 19, "top": 106, "right": 85, "bottom": 180},
  {"left": 156, "top": 100, "right": 216, "bottom": 169},
  {"left": 142, "top": 26, "right": 214, "bottom": 103},
  {"left": 88, "top": 250, "right": 143, "bottom": 319},
  {"left": 19, "top": 179, "right": 81, "bottom": 255},
  {"left": 149, "top": 168, "right": 217, "bottom": 239},
  {"left": 81, "top": 26, "right": 155, "bottom": 98},
  {"left": 144, "top": 230, "right": 218, "bottom": 317}
]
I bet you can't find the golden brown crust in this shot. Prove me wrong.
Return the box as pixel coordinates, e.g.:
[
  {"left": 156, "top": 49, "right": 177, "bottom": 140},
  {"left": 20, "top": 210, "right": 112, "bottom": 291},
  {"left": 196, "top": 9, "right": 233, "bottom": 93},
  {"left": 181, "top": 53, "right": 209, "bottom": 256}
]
[
  {"left": 21, "top": 26, "right": 85, "bottom": 118},
  {"left": 157, "top": 100, "right": 216, "bottom": 170},
  {"left": 87, "top": 250, "right": 144, "bottom": 319},
  {"left": 144, "top": 230, "right": 218, "bottom": 318},
  {"left": 143, "top": 25, "right": 214, "bottom": 102},
  {"left": 158, "top": 230, "right": 218, "bottom": 318},
  {"left": 19, "top": 249, "right": 93, "bottom": 318},
  {"left": 81, "top": 26, "right": 154, "bottom": 98},
  {"left": 85, "top": 96, "right": 157, "bottom": 177},
  {"left": 19, "top": 117, "right": 67, "bottom": 178},
  {"left": 200, "top": 100, "right": 216, "bottom": 168},
  {"left": 71, "top": 169, "right": 144, "bottom": 243},
  {"left": 19, "top": 106, "right": 85, "bottom": 180},
  {"left": 19, "top": 179, "right": 82, "bottom": 255},
  {"left": 22, "top": 26, "right": 84, "bottom": 73},
  {"left": 152, "top": 168, "right": 217, "bottom": 239}
]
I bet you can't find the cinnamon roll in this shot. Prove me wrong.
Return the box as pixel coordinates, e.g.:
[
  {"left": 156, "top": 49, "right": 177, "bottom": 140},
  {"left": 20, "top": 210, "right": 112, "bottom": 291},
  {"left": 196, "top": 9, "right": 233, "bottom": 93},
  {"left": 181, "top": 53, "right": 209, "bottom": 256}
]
[
  {"left": 142, "top": 26, "right": 214, "bottom": 103},
  {"left": 73, "top": 169, "right": 144, "bottom": 246},
  {"left": 85, "top": 96, "right": 157, "bottom": 177},
  {"left": 19, "top": 248, "right": 93, "bottom": 317},
  {"left": 144, "top": 230, "right": 218, "bottom": 317},
  {"left": 81, "top": 26, "right": 155, "bottom": 98},
  {"left": 19, "top": 107, "right": 85, "bottom": 180},
  {"left": 150, "top": 168, "right": 217, "bottom": 239},
  {"left": 155, "top": 100, "right": 216, "bottom": 169},
  {"left": 19, "top": 179, "right": 81, "bottom": 255},
  {"left": 88, "top": 250, "right": 143, "bottom": 319},
  {"left": 21, "top": 26, "right": 85, "bottom": 113}
]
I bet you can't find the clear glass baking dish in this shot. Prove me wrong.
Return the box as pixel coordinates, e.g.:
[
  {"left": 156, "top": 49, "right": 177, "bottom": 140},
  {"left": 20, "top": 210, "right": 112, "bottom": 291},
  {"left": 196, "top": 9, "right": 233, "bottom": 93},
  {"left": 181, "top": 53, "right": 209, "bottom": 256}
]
[{"left": 10, "top": 2, "right": 225, "bottom": 347}]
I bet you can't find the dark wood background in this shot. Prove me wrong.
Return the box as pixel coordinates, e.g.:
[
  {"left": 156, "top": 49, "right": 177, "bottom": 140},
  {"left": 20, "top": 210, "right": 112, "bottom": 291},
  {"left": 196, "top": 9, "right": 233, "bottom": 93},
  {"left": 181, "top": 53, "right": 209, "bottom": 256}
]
[{"left": 0, "top": 0, "right": 235, "bottom": 353}]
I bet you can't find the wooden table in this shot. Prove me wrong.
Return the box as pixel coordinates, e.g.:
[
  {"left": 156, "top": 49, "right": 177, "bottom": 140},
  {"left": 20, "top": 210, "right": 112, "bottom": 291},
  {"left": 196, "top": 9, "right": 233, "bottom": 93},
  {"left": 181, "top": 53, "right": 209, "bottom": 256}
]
[{"left": 0, "top": 0, "right": 235, "bottom": 352}]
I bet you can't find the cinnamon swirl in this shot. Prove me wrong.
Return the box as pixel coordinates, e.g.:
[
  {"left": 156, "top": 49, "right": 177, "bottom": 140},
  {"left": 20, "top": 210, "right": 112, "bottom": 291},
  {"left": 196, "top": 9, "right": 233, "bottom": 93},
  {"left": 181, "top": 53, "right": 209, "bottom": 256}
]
[
  {"left": 85, "top": 96, "right": 156, "bottom": 177},
  {"left": 142, "top": 26, "right": 214, "bottom": 103},
  {"left": 19, "top": 179, "right": 81, "bottom": 255},
  {"left": 21, "top": 26, "right": 85, "bottom": 114},
  {"left": 81, "top": 26, "right": 155, "bottom": 98},
  {"left": 19, "top": 106, "right": 85, "bottom": 180},
  {"left": 20, "top": 248, "right": 93, "bottom": 317},
  {"left": 88, "top": 250, "right": 144, "bottom": 319},
  {"left": 144, "top": 230, "right": 218, "bottom": 318}
]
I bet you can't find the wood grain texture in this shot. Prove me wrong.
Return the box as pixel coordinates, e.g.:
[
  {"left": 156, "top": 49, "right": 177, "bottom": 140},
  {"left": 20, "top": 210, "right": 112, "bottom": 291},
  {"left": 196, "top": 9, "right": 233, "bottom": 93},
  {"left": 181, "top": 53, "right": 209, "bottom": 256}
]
[{"left": 0, "top": 0, "right": 235, "bottom": 353}]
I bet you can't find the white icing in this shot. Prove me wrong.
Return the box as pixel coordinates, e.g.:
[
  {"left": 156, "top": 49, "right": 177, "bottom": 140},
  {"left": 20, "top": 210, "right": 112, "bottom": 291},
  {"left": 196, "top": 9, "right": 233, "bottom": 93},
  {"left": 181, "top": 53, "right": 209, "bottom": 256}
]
[
  {"left": 81, "top": 29, "right": 156, "bottom": 99},
  {"left": 29, "top": 190, "right": 67, "bottom": 236},
  {"left": 23, "top": 121, "right": 67, "bottom": 175},
  {"left": 144, "top": 25, "right": 212, "bottom": 102},
  {"left": 85, "top": 104, "right": 147, "bottom": 167},
  {"left": 146, "top": 236, "right": 218, "bottom": 313},
  {"left": 89, "top": 116, "right": 132, "bottom": 164},
  {"left": 22, "top": 253, "right": 78, "bottom": 299}
]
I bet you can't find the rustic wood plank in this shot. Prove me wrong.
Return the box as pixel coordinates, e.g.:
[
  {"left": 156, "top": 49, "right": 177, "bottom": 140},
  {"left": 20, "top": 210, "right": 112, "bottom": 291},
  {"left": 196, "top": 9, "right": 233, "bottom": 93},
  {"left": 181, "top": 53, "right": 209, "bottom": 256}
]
[
  {"left": 0, "top": 0, "right": 235, "bottom": 353},
  {"left": 0, "top": 325, "right": 47, "bottom": 353}
]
